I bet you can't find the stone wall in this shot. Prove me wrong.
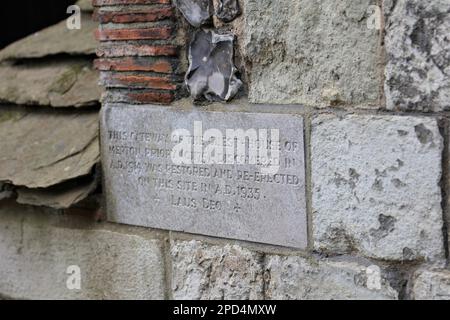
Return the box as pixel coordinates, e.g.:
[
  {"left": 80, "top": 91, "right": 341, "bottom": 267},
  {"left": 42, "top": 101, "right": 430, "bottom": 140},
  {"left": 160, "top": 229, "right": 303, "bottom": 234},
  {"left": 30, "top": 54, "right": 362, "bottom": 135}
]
[{"left": 1, "top": 0, "right": 450, "bottom": 300}]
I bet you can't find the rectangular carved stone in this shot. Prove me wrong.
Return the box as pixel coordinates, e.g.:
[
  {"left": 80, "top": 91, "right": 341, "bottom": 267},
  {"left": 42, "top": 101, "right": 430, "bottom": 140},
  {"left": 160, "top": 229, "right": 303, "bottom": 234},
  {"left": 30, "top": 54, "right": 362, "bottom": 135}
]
[{"left": 100, "top": 104, "right": 307, "bottom": 248}]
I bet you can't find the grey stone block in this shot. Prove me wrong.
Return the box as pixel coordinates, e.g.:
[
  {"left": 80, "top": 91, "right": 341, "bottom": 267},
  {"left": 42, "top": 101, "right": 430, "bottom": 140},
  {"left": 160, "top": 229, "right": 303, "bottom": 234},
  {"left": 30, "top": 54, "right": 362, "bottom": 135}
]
[
  {"left": 265, "top": 255, "right": 398, "bottom": 300},
  {"left": 0, "top": 201, "right": 165, "bottom": 300},
  {"left": 171, "top": 240, "right": 264, "bottom": 299},
  {"left": 243, "top": 0, "right": 381, "bottom": 107},
  {"left": 312, "top": 114, "right": 444, "bottom": 261},
  {"left": 410, "top": 268, "right": 450, "bottom": 300}
]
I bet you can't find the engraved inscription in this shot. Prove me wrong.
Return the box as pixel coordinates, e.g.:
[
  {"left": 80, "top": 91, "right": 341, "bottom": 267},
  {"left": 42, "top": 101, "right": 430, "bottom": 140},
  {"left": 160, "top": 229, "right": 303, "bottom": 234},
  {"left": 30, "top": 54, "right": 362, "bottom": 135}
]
[{"left": 101, "top": 105, "right": 307, "bottom": 248}]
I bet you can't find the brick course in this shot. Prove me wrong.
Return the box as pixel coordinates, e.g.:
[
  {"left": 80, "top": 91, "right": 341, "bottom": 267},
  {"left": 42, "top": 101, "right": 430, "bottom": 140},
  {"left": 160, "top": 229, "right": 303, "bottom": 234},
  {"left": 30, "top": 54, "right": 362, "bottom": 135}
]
[
  {"left": 94, "top": 7, "right": 174, "bottom": 24},
  {"left": 94, "top": 0, "right": 180, "bottom": 105}
]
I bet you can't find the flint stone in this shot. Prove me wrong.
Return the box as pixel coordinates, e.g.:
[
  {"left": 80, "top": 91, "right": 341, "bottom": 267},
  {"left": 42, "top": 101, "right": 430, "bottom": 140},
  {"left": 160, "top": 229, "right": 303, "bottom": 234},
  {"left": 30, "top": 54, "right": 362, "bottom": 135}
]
[
  {"left": 0, "top": 106, "right": 100, "bottom": 188},
  {"left": 0, "top": 13, "right": 97, "bottom": 62},
  {"left": 243, "top": 0, "right": 381, "bottom": 107},
  {"left": 266, "top": 255, "right": 398, "bottom": 300},
  {"left": 0, "top": 60, "right": 100, "bottom": 107},
  {"left": 187, "top": 29, "right": 242, "bottom": 102},
  {"left": 384, "top": 0, "right": 450, "bottom": 112},
  {"left": 312, "top": 114, "right": 444, "bottom": 261},
  {"left": 216, "top": 0, "right": 241, "bottom": 23},
  {"left": 101, "top": 104, "right": 307, "bottom": 248},
  {"left": 175, "top": 0, "right": 213, "bottom": 27},
  {"left": 171, "top": 240, "right": 264, "bottom": 300}
]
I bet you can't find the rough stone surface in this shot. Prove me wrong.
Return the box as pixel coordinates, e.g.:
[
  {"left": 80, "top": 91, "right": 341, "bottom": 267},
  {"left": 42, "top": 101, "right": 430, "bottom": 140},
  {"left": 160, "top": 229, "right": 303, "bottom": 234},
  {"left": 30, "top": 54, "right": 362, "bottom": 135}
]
[
  {"left": 410, "top": 268, "right": 450, "bottom": 300},
  {"left": 171, "top": 240, "right": 264, "bottom": 300},
  {"left": 266, "top": 255, "right": 398, "bottom": 300},
  {"left": 0, "top": 106, "right": 99, "bottom": 188},
  {"left": 384, "top": 0, "right": 450, "bottom": 112},
  {"left": 0, "top": 60, "right": 100, "bottom": 107},
  {"left": 101, "top": 104, "right": 307, "bottom": 248},
  {"left": 243, "top": 0, "right": 381, "bottom": 107},
  {"left": 312, "top": 114, "right": 444, "bottom": 261},
  {"left": 0, "top": 14, "right": 97, "bottom": 61},
  {"left": 0, "top": 200, "right": 166, "bottom": 300}
]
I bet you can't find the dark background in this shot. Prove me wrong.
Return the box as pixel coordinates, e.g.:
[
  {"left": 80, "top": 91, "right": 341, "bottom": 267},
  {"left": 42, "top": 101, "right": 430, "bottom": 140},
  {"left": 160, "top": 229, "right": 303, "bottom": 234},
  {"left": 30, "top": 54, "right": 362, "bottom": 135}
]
[{"left": 0, "top": 0, "right": 76, "bottom": 49}]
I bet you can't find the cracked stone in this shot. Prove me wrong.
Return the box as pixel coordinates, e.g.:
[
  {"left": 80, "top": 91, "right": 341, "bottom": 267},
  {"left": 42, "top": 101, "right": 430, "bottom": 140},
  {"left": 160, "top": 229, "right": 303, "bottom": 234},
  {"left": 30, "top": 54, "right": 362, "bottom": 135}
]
[
  {"left": 216, "top": 0, "right": 241, "bottom": 23},
  {"left": 174, "top": 0, "right": 213, "bottom": 27},
  {"left": 186, "top": 29, "right": 242, "bottom": 102}
]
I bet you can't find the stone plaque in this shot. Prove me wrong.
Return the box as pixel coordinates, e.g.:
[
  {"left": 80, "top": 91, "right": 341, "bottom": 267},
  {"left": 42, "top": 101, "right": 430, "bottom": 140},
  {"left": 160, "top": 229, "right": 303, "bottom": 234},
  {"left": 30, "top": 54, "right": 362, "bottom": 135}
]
[{"left": 100, "top": 104, "right": 307, "bottom": 248}]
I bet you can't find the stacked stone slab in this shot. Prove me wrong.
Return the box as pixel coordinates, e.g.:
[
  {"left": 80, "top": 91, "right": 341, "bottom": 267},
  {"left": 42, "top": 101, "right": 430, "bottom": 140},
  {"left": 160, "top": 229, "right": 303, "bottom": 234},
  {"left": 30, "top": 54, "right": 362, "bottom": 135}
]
[
  {"left": 93, "top": 0, "right": 181, "bottom": 104},
  {"left": 0, "top": 0, "right": 101, "bottom": 209}
]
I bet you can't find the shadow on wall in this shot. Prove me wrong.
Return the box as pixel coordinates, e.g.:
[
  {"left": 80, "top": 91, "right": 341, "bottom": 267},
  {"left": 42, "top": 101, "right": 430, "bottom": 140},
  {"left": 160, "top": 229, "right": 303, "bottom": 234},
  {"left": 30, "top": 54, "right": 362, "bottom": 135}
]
[{"left": 0, "top": 0, "right": 76, "bottom": 49}]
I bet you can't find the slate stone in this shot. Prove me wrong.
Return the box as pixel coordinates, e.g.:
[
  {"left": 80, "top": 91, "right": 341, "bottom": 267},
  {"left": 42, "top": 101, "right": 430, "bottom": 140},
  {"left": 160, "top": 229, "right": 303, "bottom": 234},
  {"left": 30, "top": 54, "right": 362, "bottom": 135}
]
[
  {"left": 216, "top": 0, "right": 241, "bottom": 22},
  {"left": 16, "top": 177, "right": 98, "bottom": 209},
  {"left": 101, "top": 104, "right": 307, "bottom": 248},
  {"left": 0, "top": 13, "right": 97, "bottom": 62},
  {"left": 0, "top": 60, "right": 100, "bottom": 107},
  {"left": 174, "top": 0, "right": 213, "bottom": 27},
  {"left": 187, "top": 29, "right": 242, "bottom": 102},
  {"left": 0, "top": 106, "right": 100, "bottom": 188}
]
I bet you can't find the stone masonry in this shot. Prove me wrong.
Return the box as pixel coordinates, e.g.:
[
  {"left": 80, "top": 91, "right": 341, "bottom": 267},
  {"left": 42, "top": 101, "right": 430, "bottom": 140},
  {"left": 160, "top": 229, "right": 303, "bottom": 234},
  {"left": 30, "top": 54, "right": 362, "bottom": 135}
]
[{"left": 0, "top": 0, "right": 449, "bottom": 300}]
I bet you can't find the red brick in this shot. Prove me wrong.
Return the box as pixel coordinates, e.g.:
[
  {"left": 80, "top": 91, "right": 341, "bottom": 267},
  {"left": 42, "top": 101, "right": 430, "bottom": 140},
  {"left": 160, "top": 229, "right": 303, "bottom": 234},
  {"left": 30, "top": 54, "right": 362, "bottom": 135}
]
[
  {"left": 128, "top": 91, "right": 174, "bottom": 104},
  {"left": 94, "top": 7, "right": 174, "bottom": 23},
  {"left": 93, "top": 0, "right": 171, "bottom": 6},
  {"left": 95, "top": 58, "right": 174, "bottom": 73},
  {"left": 95, "top": 27, "right": 172, "bottom": 41},
  {"left": 103, "top": 74, "right": 177, "bottom": 90},
  {"left": 97, "top": 44, "right": 178, "bottom": 57}
]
